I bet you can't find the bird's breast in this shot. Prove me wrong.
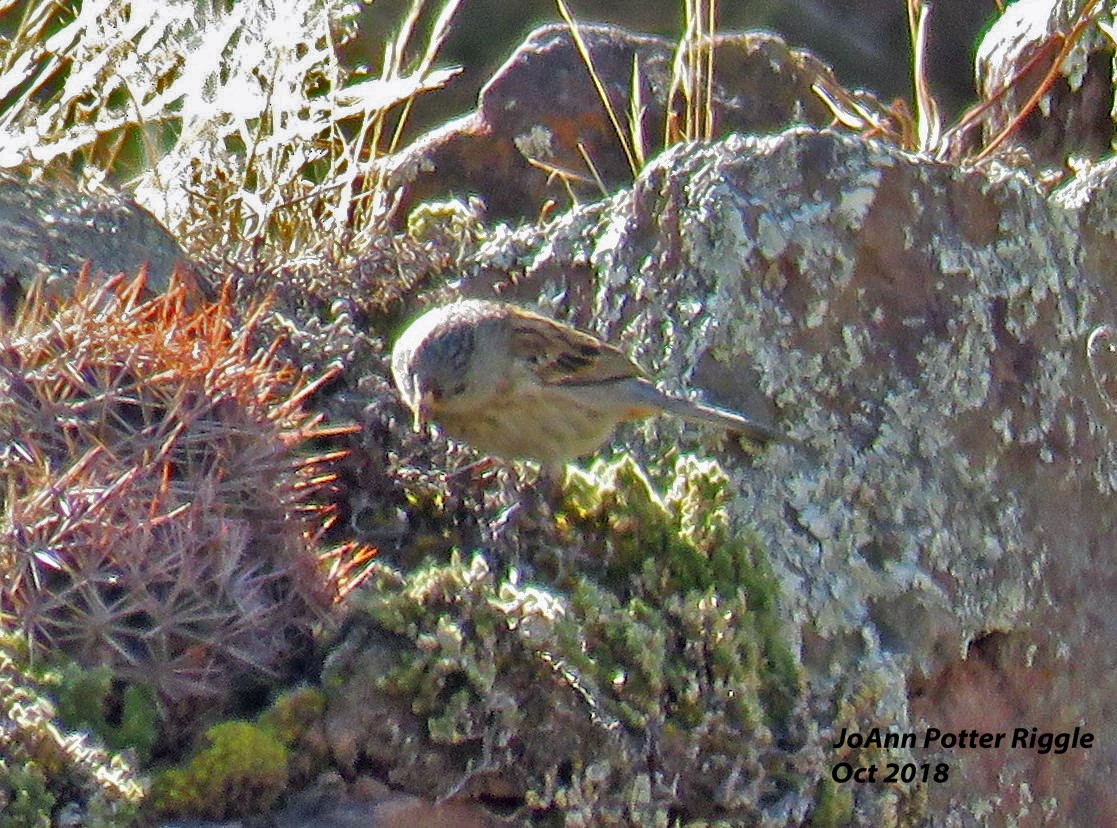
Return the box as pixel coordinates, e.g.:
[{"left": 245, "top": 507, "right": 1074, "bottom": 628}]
[{"left": 434, "top": 388, "right": 616, "bottom": 465}]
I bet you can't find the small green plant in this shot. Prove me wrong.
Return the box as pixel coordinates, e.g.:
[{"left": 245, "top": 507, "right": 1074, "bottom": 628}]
[
  {"left": 809, "top": 776, "right": 854, "bottom": 828},
  {"left": 0, "top": 761, "right": 53, "bottom": 828},
  {"left": 48, "top": 663, "right": 159, "bottom": 765},
  {"left": 148, "top": 721, "right": 289, "bottom": 819},
  {"left": 0, "top": 639, "right": 144, "bottom": 820},
  {"left": 559, "top": 454, "right": 801, "bottom": 726}
]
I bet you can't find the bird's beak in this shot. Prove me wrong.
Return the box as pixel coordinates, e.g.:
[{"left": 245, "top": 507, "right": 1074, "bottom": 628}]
[{"left": 413, "top": 390, "right": 434, "bottom": 433}]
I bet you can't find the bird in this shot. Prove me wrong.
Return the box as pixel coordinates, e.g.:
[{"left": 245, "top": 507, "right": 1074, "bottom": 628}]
[{"left": 391, "top": 299, "right": 788, "bottom": 476}]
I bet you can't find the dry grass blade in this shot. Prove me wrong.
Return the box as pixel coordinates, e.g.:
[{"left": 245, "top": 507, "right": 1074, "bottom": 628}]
[
  {"left": 577, "top": 142, "right": 609, "bottom": 196},
  {"left": 703, "top": 0, "right": 715, "bottom": 140},
  {"left": 908, "top": 0, "right": 942, "bottom": 155},
  {"left": 556, "top": 0, "right": 640, "bottom": 179},
  {"left": 387, "top": 0, "right": 465, "bottom": 156},
  {"left": 968, "top": 0, "right": 1101, "bottom": 164},
  {"left": 819, "top": 0, "right": 1106, "bottom": 165},
  {"left": 811, "top": 77, "right": 913, "bottom": 148},
  {"left": 668, "top": 0, "right": 718, "bottom": 144},
  {"left": 554, "top": 0, "right": 719, "bottom": 185},
  {"left": 334, "top": 0, "right": 465, "bottom": 242},
  {"left": 629, "top": 57, "right": 648, "bottom": 170},
  {"left": 525, "top": 155, "right": 588, "bottom": 206}
]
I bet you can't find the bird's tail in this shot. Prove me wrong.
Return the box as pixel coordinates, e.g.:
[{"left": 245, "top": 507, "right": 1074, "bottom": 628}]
[{"left": 650, "top": 387, "right": 790, "bottom": 444}]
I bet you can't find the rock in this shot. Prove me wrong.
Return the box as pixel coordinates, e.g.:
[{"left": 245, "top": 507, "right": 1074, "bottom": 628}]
[
  {"left": 970, "top": 0, "right": 1115, "bottom": 166},
  {"left": 366, "top": 125, "right": 1117, "bottom": 824},
  {"left": 157, "top": 778, "right": 502, "bottom": 828},
  {"left": 379, "top": 24, "right": 855, "bottom": 225},
  {"left": 0, "top": 172, "right": 199, "bottom": 316}
]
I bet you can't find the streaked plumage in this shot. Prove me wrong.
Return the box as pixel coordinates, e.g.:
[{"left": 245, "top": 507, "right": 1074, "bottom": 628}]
[{"left": 391, "top": 299, "right": 786, "bottom": 473}]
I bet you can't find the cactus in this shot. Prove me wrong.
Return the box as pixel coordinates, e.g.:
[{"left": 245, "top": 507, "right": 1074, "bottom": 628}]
[{"left": 0, "top": 271, "right": 345, "bottom": 709}]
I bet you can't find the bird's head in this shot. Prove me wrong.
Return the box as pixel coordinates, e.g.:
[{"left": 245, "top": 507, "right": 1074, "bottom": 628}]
[{"left": 392, "top": 304, "right": 495, "bottom": 431}]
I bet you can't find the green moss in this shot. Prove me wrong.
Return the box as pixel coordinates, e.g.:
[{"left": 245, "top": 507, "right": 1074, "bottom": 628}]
[
  {"left": 147, "top": 688, "right": 330, "bottom": 820},
  {"left": 342, "top": 452, "right": 804, "bottom": 823},
  {"left": 0, "top": 635, "right": 159, "bottom": 765},
  {"left": 48, "top": 663, "right": 158, "bottom": 764},
  {"left": 255, "top": 686, "right": 330, "bottom": 787},
  {"left": 0, "top": 760, "right": 54, "bottom": 828},
  {"left": 148, "top": 721, "right": 288, "bottom": 820},
  {"left": 0, "top": 638, "right": 144, "bottom": 819},
  {"left": 405, "top": 198, "right": 488, "bottom": 247},
  {"left": 560, "top": 454, "right": 801, "bottom": 727},
  {"left": 809, "top": 777, "right": 854, "bottom": 828},
  {"left": 821, "top": 673, "right": 930, "bottom": 825},
  {"left": 257, "top": 686, "right": 326, "bottom": 746},
  {"left": 362, "top": 552, "right": 511, "bottom": 727}
]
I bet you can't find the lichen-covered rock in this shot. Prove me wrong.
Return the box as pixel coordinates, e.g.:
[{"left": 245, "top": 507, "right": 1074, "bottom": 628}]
[
  {"left": 0, "top": 172, "right": 199, "bottom": 317},
  {"left": 971, "top": 0, "right": 1116, "bottom": 166},
  {"left": 407, "top": 126, "right": 1116, "bottom": 823}
]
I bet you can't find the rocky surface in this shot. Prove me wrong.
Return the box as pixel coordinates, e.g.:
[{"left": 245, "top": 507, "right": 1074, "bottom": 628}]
[
  {"left": 167, "top": 14, "right": 1117, "bottom": 828},
  {"left": 972, "top": 0, "right": 1116, "bottom": 167},
  {"left": 348, "top": 123, "right": 1117, "bottom": 824},
  {"left": 6, "top": 6, "right": 1117, "bottom": 826},
  {"left": 0, "top": 172, "right": 198, "bottom": 316},
  {"left": 378, "top": 25, "right": 854, "bottom": 225}
]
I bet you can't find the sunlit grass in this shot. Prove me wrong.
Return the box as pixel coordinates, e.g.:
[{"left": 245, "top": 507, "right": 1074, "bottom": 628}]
[
  {"left": 0, "top": 0, "right": 462, "bottom": 271},
  {"left": 552, "top": 0, "right": 718, "bottom": 197}
]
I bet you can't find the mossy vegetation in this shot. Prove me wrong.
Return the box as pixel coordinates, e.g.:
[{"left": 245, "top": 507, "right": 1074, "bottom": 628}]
[
  {"left": 809, "top": 777, "right": 854, "bottom": 828},
  {"left": 0, "top": 760, "right": 53, "bottom": 828},
  {"left": 0, "top": 0, "right": 1022, "bottom": 821},
  {"left": 343, "top": 453, "right": 804, "bottom": 823},
  {"left": 0, "top": 635, "right": 144, "bottom": 827},
  {"left": 559, "top": 454, "right": 800, "bottom": 727},
  {"left": 46, "top": 663, "right": 159, "bottom": 766},
  {"left": 141, "top": 686, "right": 330, "bottom": 820},
  {"left": 148, "top": 721, "right": 289, "bottom": 820}
]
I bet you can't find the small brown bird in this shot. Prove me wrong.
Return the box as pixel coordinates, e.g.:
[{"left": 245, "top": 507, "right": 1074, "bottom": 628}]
[{"left": 391, "top": 299, "right": 787, "bottom": 474}]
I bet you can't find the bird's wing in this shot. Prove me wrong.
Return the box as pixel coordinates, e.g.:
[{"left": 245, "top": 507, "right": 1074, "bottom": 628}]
[{"left": 506, "top": 308, "right": 645, "bottom": 387}]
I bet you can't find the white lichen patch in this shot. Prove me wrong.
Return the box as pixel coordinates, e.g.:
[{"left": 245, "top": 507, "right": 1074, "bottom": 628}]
[
  {"left": 835, "top": 173, "right": 882, "bottom": 229},
  {"left": 513, "top": 125, "right": 555, "bottom": 161},
  {"left": 917, "top": 317, "right": 994, "bottom": 416}
]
